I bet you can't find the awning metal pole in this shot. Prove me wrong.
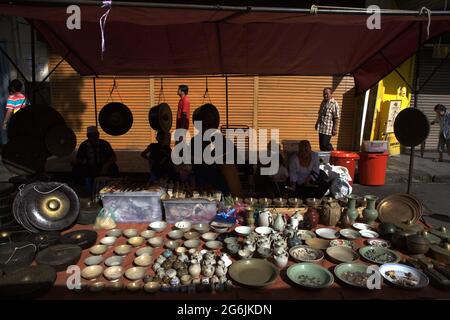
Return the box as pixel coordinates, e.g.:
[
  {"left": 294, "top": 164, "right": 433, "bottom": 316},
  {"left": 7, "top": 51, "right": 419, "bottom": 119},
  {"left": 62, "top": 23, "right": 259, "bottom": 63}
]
[
  {"left": 8, "top": 0, "right": 450, "bottom": 15},
  {"left": 93, "top": 77, "right": 98, "bottom": 127},
  {"left": 30, "top": 19, "right": 36, "bottom": 103},
  {"left": 225, "top": 75, "right": 229, "bottom": 129},
  {"left": 407, "top": 21, "right": 423, "bottom": 195}
]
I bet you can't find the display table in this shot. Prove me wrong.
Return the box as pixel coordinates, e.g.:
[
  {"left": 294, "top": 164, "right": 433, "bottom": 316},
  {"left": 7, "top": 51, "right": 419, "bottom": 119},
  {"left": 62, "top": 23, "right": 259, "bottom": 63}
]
[{"left": 39, "top": 223, "right": 450, "bottom": 300}]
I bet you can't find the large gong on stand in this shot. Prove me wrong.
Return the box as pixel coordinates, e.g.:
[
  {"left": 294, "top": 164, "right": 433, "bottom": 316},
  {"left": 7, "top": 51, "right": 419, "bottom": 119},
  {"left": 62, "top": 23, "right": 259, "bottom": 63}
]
[
  {"left": 149, "top": 103, "right": 172, "bottom": 132},
  {"left": 394, "top": 108, "right": 430, "bottom": 147},
  {"left": 193, "top": 103, "right": 220, "bottom": 130},
  {"left": 99, "top": 102, "right": 133, "bottom": 136}
]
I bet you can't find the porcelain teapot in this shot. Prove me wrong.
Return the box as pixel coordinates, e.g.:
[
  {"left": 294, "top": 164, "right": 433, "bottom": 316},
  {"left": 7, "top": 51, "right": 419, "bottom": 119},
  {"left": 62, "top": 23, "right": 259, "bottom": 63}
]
[
  {"left": 258, "top": 210, "right": 273, "bottom": 227},
  {"left": 290, "top": 211, "right": 304, "bottom": 230},
  {"left": 257, "top": 236, "right": 272, "bottom": 249}
]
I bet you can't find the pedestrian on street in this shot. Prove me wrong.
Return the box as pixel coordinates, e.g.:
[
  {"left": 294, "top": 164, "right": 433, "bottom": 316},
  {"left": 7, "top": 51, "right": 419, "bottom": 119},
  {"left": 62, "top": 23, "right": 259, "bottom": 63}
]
[
  {"left": 431, "top": 104, "right": 450, "bottom": 162},
  {"left": 2, "top": 79, "right": 28, "bottom": 144},
  {"left": 315, "top": 87, "right": 340, "bottom": 151}
]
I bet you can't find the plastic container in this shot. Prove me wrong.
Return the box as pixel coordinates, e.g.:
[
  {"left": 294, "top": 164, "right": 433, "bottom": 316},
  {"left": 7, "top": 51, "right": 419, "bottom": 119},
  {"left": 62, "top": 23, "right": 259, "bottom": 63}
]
[
  {"left": 358, "top": 152, "right": 389, "bottom": 186},
  {"left": 315, "top": 151, "right": 331, "bottom": 164},
  {"left": 100, "top": 190, "right": 163, "bottom": 223},
  {"left": 362, "top": 140, "right": 388, "bottom": 153},
  {"left": 330, "top": 151, "right": 360, "bottom": 186},
  {"left": 163, "top": 199, "right": 217, "bottom": 224}
]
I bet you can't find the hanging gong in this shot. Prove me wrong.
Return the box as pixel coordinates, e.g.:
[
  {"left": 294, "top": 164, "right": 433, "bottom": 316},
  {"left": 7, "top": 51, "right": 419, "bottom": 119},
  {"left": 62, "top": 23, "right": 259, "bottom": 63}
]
[
  {"left": 193, "top": 103, "right": 220, "bottom": 130},
  {"left": 0, "top": 265, "right": 56, "bottom": 298},
  {"left": 7, "top": 105, "right": 66, "bottom": 141},
  {"left": 61, "top": 230, "right": 97, "bottom": 249},
  {"left": 394, "top": 108, "right": 430, "bottom": 147},
  {"left": 44, "top": 125, "right": 77, "bottom": 157},
  {"left": 2, "top": 137, "right": 47, "bottom": 175},
  {"left": 149, "top": 103, "right": 173, "bottom": 132},
  {"left": 24, "top": 182, "right": 80, "bottom": 232},
  {"left": 0, "top": 241, "right": 36, "bottom": 274},
  {"left": 35, "top": 244, "right": 82, "bottom": 271},
  {"left": 99, "top": 102, "right": 133, "bottom": 136}
]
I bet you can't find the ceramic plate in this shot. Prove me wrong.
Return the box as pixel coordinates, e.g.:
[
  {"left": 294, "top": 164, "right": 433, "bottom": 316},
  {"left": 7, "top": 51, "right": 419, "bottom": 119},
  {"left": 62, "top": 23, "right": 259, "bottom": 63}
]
[
  {"left": 339, "top": 229, "right": 361, "bottom": 240},
  {"left": 305, "top": 238, "right": 330, "bottom": 250},
  {"left": 366, "top": 238, "right": 391, "bottom": 248},
  {"left": 379, "top": 263, "right": 429, "bottom": 289},
  {"left": 334, "top": 263, "right": 371, "bottom": 289},
  {"left": 297, "top": 230, "right": 316, "bottom": 241},
  {"left": 353, "top": 223, "right": 372, "bottom": 231},
  {"left": 255, "top": 227, "right": 273, "bottom": 236},
  {"left": 360, "top": 230, "right": 379, "bottom": 239},
  {"left": 315, "top": 228, "right": 340, "bottom": 240},
  {"left": 359, "top": 246, "right": 401, "bottom": 265},
  {"left": 228, "top": 258, "right": 279, "bottom": 288},
  {"left": 287, "top": 263, "right": 334, "bottom": 289},
  {"left": 329, "top": 239, "right": 358, "bottom": 251},
  {"left": 326, "top": 246, "right": 359, "bottom": 263},
  {"left": 289, "top": 245, "right": 324, "bottom": 263}
]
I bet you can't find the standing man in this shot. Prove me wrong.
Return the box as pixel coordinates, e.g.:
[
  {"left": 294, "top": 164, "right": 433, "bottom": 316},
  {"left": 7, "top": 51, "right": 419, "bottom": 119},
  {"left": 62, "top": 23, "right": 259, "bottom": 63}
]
[
  {"left": 176, "top": 85, "right": 190, "bottom": 133},
  {"left": 315, "top": 87, "right": 340, "bottom": 151},
  {"left": 2, "top": 79, "right": 27, "bottom": 142},
  {"left": 431, "top": 104, "right": 450, "bottom": 162}
]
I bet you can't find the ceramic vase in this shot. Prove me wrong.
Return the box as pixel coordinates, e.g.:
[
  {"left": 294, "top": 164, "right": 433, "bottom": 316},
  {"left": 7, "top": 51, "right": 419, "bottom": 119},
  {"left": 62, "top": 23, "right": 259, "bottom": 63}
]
[
  {"left": 303, "top": 208, "right": 319, "bottom": 230},
  {"left": 188, "top": 261, "right": 201, "bottom": 278},
  {"left": 362, "top": 195, "right": 378, "bottom": 225},
  {"left": 273, "top": 213, "right": 286, "bottom": 232},
  {"left": 345, "top": 194, "right": 359, "bottom": 224},
  {"left": 319, "top": 198, "right": 341, "bottom": 227}
]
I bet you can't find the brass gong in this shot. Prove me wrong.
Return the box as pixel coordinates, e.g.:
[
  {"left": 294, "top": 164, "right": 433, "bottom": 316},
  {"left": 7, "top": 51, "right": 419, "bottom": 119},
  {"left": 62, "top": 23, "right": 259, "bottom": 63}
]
[{"left": 37, "top": 192, "right": 70, "bottom": 221}]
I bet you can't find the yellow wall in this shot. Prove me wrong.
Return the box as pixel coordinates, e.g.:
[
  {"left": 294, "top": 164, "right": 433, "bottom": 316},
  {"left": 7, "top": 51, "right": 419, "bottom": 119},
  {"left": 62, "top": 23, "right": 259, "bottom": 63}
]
[{"left": 370, "top": 57, "right": 415, "bottom": 155}]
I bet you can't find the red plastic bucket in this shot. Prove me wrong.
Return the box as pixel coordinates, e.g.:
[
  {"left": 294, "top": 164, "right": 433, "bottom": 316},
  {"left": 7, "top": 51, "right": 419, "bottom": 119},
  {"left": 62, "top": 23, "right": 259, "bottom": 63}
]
[
  {"left": 358, "top": 152, "right": 389, "bottom": 186},
  {"left": 330, "top": 151, "right": 360, "bottom": 186}
]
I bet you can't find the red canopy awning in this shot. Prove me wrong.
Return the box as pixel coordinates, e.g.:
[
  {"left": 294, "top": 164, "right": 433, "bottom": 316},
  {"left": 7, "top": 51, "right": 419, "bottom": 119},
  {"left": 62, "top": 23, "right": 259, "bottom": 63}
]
[{"left": 1, "top": 3, "right": 450, "bottom": 94}]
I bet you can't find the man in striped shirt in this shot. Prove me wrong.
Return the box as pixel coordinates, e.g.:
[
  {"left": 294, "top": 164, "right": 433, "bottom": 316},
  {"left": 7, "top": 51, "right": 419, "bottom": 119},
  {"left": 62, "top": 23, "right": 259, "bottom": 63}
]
[{"left": 3, "top": 79, "right": 27, "bottom": 131}]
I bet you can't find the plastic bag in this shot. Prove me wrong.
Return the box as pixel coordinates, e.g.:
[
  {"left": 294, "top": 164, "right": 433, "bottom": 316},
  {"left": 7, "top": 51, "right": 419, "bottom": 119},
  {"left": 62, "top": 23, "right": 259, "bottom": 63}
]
[
  {"left": 320, "top": 164, "right": 352, "bottom": 198},
  {"left": 94, "top": 207, "right": 117, "bottom": 230}
]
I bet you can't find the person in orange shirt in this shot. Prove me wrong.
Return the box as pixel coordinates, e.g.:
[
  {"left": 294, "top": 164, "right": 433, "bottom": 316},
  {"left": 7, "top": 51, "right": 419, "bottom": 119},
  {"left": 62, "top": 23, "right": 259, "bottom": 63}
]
[{"left": 176, "top": 84, "right": 190, "bottom": 131}]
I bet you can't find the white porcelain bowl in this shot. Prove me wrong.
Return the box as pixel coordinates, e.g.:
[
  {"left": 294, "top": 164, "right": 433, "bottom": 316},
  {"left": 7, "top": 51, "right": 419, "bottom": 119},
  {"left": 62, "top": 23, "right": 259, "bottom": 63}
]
[
  {"left": 175, "top": 221, "right": 192, "bottom": 232},
  {"left": 149, "top": 221, "right": 167, "bottom": 233}
]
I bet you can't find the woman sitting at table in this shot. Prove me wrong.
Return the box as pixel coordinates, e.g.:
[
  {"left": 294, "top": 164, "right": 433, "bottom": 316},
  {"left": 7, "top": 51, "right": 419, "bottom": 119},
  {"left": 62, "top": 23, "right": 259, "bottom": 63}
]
[{"left": 289, "top": 140, "right": 329, "bottom": 200}]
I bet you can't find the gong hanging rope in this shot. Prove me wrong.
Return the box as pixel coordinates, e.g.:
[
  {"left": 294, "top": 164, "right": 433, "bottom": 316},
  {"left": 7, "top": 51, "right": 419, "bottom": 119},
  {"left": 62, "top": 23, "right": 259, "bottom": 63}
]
[
  {"left": 157, "top": 78, "right": 166, "bottom": 104},
  {"left": 202, "top": 77, "right": 212, "bottom": 105},
  {"left": 106, "top": 78, "right": 124, "bottom": 104},
  {"left": 32, "top": 184, "right": 65, "bottom": 195}
]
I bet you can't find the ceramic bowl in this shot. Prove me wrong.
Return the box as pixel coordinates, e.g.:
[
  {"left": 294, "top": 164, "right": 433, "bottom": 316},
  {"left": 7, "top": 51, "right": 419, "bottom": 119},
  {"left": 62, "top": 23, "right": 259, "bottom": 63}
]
[
  {"left": 114, "top": 244, "right": 132, "bottom": 256},
  {"left": 127, "top": 280, "right": 143, "bottom": 292},
  {"left": 287, "top": 263, "right": 334, "bottom": 289},
  {"left": 106, "top": 229, "right": 123, "bottom": 238},
  {"left": 84, "top": 255, "right": 103, "bottom": 266},
  {"left": 168, "top": 230, "right": 184, "bottom": 240},
  {"left": 329, "top": 239, "right": 358, "bottom": 251},
  {"left": 81, "top": 265, "right": 104, "bottom": 280},
  {"left": 289, "top": 245, "right": 324, "bottom": 263},
  {"left": 228, "top": 258, "right": 279, "bottom": 288},
  {"left": 89, "top": 244, "right": 108, "bottom": 255},
  {"left": 305, "top": 238, "right": 330, "bottom": 250},
  {"left": 148, "top": 236, "right": 163, "bottom": 248},
  {"left": 224, "top": 237, "right": 238, "bottom": 245},
  {"left": 359, "top": 246, "right": 401, "bottom": 264},
  {"left": 165, "top": 239, "right": 181, "bottom": 250},
  {"left": 123, "top": 228, "right": 138, "bottom": 238},
  {"left": 136, "top": 247, "right": 154, "bottom": 256},
  {"left": 105, "top": 255, "right": 123, "bottom": 267},
  {"left": 134, "top": 254, "right": 153, "bottom": 267},
  {"left": 202, "top": 232, "right": 218, "bottom": 241},
  {"left": 360, "top": 230, "right": 380, "bottom": 239},
  {"left": 353, "top": 223, "right": 372, "bottom": 231},
  {"left": 184, "top": 239, "right": 201, "bottom": 249},
  {"left": 128, "top": 236, "right": 145, "bottom": 247},
  {"left": 333, "top": 263, "right": 370, "bottom": 289},
  {"left": 366, "top": 238, "right": 391, "bottom": 248},
  {"left": 89, "top": 281, "right": 105, "bottom": 292},
  {"left": 205, "top": 240, "right": 223, "bottom": 250},
  {"left": 340, "top": 229, "right": 361, "bottom": 240},
  {"left": 100, "top": 236, "right": 117, "bottom": 246},
  {"left": 326, "top": 246, "right": 359, "bottom": 263},
  {"left": 175, "top": 221, "right": 192, "bottom": 232},
  {"left": 107, "top": 281, "right": 124, "bottom": 292},
  {"left": 175, "top": 246, "right": 187, "bottom": 255},
  {"left": 149, "top": 221, "right": 167, "bottom": 233},
  {"left": 235, "top": 226, "right": 251, "bottom": 237},
  {"left": 125, "top": 267, "right": 147, "bottom": 281},
  {"left": 144, "top": 281, "right": 161, "bottom": 293},
  {"left": 180, "top": 275, "right": 192, "bottom": 285},
  {"left": 238, "top": 249, "right": 254, "bottom": 259},
  {"left": 103, "top": 266, "right": 124, "bottom": 281},
  {"left": 315, "top": 228, "right": 340, "bottom": 240},
  {"left": 140, "top": 230, "right": 156, "bottom": 239},
  {"left": 184, "top": 231, "right": 200, "bottom": 240},
  {"left": 297, "top": 230, "right": 317, "bottom": 241},
  {"left": 255, "top": 226, "right": 273, "bottom": 236},
  {"left": 379, "top": 263, "right": 429, "bottom": 289},
  {"left": 192, "top": 223, "right": 210, "bottom": 234},
  {"left": 210, "top": 222, "right": 229, "bottom": 234}
]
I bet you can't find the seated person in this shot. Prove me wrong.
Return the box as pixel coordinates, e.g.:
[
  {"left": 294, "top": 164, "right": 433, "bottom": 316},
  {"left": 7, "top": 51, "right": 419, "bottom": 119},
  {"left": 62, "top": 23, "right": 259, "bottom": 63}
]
[
  {"left": 141, "top": 131, "right": 176, "bottom": 182},
  {"left": 72, "top": 126, "right": 119, "bottom": 191},
  {"left": 289, "top": 140, "right": 328, "bottom": 200}
]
